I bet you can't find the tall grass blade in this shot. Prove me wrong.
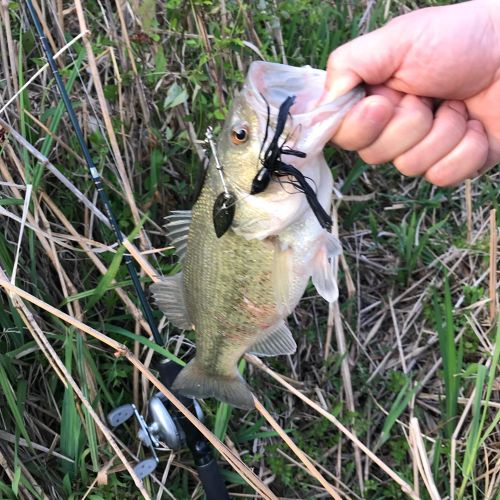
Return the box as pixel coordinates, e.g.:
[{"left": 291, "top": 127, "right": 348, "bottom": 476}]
[
  {"left": 457, "top": 317, "right": 500, "bottom": 498},
  {"left": 433, "top": 277, "right": 460, "bottom": 438},
  {"left": 60, "top": 329, "right": 82, "bottom": 476},
  {"left": 376, "top": 378, "right": 420, "bottom": 451},
  {"left": 76, "top": 333, "right": 99, "bottom": 471},
  {"left": 0, "top": 357, "right": 31, "bottom": 446}
]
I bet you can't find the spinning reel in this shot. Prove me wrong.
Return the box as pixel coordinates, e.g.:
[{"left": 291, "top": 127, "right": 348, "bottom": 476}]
[{"left": 107, "top": 362, "right": 229, "bottom": 499}]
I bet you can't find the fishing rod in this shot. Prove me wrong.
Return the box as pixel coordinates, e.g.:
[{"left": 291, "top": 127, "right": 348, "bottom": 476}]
[
  {"left": 24, "top": 2, "right": 229, "bottom": 498},
  {"left": 24, "top": 0, "right": 163, "bottom": 346}
]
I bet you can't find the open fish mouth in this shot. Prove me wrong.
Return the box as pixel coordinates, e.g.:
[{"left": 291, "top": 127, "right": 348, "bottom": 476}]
[
  {"left": 241, "top": 61, "right": 364, "bottom": 230},
  {"left": 244, "top": 61, "right": 364, "bottom": 154}
]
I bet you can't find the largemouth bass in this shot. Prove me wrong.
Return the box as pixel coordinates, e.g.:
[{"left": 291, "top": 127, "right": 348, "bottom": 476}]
[{"left": 152, "top": 62, "right": 362, "bottom": 409}]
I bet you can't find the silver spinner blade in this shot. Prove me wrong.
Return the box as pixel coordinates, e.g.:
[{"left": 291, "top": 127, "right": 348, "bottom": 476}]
[
  {"left": 107, "top": 404, "right": 135, "bottom": 427},
  {"left": 134, "top": 457, "right": 158, "bottom": 480}
]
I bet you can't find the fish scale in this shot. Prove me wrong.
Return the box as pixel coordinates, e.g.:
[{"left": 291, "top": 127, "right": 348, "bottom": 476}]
[{"left": 184, "top": 179, "right": 277, "bottom": 370}]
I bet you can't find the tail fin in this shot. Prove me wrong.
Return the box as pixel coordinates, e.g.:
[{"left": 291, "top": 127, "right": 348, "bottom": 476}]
[{"left": 172, "top": 359, "right": 254, "bottom": 410}]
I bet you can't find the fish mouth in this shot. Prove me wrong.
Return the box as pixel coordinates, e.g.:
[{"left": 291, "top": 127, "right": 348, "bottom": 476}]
[
  {"left": 245, "top": 61, "right": 328, "bottom": 115},
  {"left": 244, "top": 61, "right": 364, "bottom": 153}
]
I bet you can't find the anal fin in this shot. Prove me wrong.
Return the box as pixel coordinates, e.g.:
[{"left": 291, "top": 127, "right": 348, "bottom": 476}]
[
  {"left": 248, "top": 321, "right": 296, "bottom": 357},
  {"left": 150, "top": 272, "right": 193, "bottom": 330}
]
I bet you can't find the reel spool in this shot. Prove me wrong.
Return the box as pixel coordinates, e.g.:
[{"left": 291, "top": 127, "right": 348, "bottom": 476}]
[{"left": 138, "top": 393, "right": 204, "bottom": 450}]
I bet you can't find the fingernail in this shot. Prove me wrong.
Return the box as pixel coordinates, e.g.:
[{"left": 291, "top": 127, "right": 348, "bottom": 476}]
[{"left": 321, "top": 73, "right": 358, "bottom": 103}]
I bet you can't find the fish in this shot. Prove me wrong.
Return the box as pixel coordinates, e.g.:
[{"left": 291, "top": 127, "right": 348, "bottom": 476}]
[{"left": 151, "top": 61, "right": 363, "bottom": 409}]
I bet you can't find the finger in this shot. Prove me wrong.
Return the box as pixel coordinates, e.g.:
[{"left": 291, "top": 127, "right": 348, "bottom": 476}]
[
  {"left": 424, "top": 120, "right": 489, "bottom": 186},
  {"left": 331, "top": 95, "right": 395, "bottom": 151},
  {"left": 358, "top": 94, "right": 434, "bottom": 165},
  {"left": 323, "top": 24, "right": 409, "bottom": 100},
  {"left": 393, "top": 100, "right": 468, "bottom": 176},
  {"left": 366, "top": 85, "right": 405, "bottom": 106}
]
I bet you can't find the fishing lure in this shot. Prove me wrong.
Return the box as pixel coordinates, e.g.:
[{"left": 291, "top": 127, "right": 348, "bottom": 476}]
[
  {"left": 251, "top": 95, "right": 333, "bottom": 231},
  {"left": 208, "top": 94, "right": 333, "bottom": 239},
  {"left": 206, "top": 127, "right": 237, "bottom": 238}
]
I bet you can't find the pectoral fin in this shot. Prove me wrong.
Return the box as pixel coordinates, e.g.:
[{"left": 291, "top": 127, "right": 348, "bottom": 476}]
[
  {"left": 248, "top": 321, "right": 296, "bottom": 357},
  {"left": 311, "top": 232, "right": 342, "bottom": 303},
  {"left": 150, "top": 272, "right": 193, "bottom": 330}
]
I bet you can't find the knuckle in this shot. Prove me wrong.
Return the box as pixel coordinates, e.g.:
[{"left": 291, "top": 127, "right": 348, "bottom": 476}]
[
  {"left": 442, "top": 100, "right": 467, "bottom": 118},
  {"left": 425, "top": 169, "right": 452, "bottom": 187},
  {"left": 335, "top": 130, "right": 374, "bottom": 152},
  {"left": 359, "top": 149, "right": 385, "bottom": 165},
  {"left": 393, "top": 156, "right": 422, "bottom": 177},
  {"left": 408, "top": 106, "right": 433, "bottom": 134},
  {"left": 439, "top": 104, "right": 468, "bottom": 136},
  {"left": 468, "top": 132, "right": 489, "bottom": 159}
]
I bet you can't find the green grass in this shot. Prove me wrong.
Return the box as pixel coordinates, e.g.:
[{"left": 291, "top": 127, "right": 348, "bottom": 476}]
[
  {"left": 0, "top": 0, "right": 498, "bottom": 499},
  {"left": 433, "top": 276, "right": 463, "bottom": 439}
]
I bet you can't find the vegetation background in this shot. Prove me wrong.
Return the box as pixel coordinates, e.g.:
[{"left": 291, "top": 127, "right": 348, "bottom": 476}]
[{"left": 0, "top": 0, "right": 498, "bottom": 498}]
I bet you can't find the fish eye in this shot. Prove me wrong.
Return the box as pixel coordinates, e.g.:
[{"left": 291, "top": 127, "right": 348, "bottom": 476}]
[{"left": 231, "top": 125, "right": 249, "bottom": 145}]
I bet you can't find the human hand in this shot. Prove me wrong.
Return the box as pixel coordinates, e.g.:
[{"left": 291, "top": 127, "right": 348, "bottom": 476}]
[{"left": 324, "top": 0, "right": 500, "bottom": 186}]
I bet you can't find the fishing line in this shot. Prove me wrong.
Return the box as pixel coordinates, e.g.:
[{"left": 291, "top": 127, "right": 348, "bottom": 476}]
[{"left": 25, "top": 0, "right": 163, "bottom": 346}]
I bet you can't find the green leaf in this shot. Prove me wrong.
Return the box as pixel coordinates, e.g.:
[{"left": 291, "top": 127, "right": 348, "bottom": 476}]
[
  {"left": 433, "top": 277, "right": 459, "bottom": 438},
  {"left": 11, "top": 466, "right": 21, "bottom": 496},
  {"left": 137, "top": 0, "right": 157, "bottom": 36},
  {"left": 376, "top": 378, "right": 420, "bottom": 450},
  {"left": 155, "top": 46, "right": 167, "bottom": 76},
  {"left": 85, "top": 216, "right": 146, "bottom": 310},
  {"left": 85, "top": 245, "right": 126, "bottom": 311},
  {"left": 458, "top": 318, "right": 500, "bottom": 497},
  {"left": 60, "top": 331, "right": 81, "bottom": 477},
  {"left": 102, "top": 324, "right": 184, "bottom": 365},
  {"left": 164, "top": 82, "right": 188, "bottom": 110}
]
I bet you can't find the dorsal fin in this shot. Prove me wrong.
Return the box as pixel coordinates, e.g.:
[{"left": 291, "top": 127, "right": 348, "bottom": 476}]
[
  {"left": 150, "top": 272, "right": 193, "bottom": 330},
  {"left": 248, "top": 321, "right": 296, "bottom": 357},
  {"left": 165, "top": 210, "right": 192, "bottom": 262}
]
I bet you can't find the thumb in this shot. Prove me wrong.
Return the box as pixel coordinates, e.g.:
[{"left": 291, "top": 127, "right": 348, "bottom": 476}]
[{"left": 323, "top": 22, "right": 407, "bottom": 100}]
